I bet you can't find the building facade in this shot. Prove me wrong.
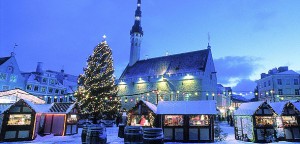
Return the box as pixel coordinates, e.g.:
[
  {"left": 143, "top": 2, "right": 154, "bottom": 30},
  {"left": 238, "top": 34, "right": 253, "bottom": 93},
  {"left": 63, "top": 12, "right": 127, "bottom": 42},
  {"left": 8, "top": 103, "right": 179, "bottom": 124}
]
[
  {"left": 256, "top": 66, "right": 300, "bottom": 102},
  {"left": 117, "top": 0, "right": 217, "bottom": 109},
  {"left": 0, "top": 54, "right": 25, "bottom": 91},
  {"left": 0, "top": 54, "right": 77, "bottom": 104},
  {"left": 22, "top": 62, "right": 77, "bottom": 103}
]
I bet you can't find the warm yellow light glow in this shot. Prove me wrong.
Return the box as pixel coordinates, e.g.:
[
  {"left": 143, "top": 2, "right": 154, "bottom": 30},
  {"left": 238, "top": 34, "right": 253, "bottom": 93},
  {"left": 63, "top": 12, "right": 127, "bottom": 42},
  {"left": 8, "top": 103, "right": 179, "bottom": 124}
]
[
  {"left": 220, "top": 109, "right": 225, "bottom": 113},
  {"left": 62, "top": 115, "right": 66, "bottom": 136}
]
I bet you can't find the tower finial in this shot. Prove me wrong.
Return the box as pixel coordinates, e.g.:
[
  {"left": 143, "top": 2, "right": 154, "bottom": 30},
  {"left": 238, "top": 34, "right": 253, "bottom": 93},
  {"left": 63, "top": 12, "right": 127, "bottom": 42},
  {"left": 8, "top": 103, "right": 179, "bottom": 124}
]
[
  {"left": 11, "top": 43, "right": 18, "bottom": 56},
  {"left": 130, "top": 0, "right": 143, "bottom": 35},
  {"left": 207, "top": 32, "right": 211, "bottom": 49},
  {"left": 102, "top": 35, "right": 107, "bottom": 44}
]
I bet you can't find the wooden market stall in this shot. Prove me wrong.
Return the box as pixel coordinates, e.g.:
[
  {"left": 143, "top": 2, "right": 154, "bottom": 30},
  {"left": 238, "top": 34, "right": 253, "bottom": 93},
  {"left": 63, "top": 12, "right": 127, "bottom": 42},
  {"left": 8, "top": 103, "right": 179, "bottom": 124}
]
[
  {"left": 37, "top": 102, "right": 80, "bottom": 136},
  {"left": 234, "top": 101, "right": 277, "bottom": 143},
  {"left": 127, "top": 100, "right": 157, "bottom": 127},
  {"left": 156, "top": 100, "right": 217, "bottom": 143},
  {"left": 0, "top": 99, "right": 39, "bottom": 142}
]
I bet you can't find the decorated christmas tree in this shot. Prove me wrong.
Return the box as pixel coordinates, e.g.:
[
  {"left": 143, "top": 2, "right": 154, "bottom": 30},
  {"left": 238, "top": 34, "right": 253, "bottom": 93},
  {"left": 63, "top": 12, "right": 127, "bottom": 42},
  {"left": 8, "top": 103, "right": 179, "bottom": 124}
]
[{"left": 75, "top": 35, "right": 120, "bottom": 123}]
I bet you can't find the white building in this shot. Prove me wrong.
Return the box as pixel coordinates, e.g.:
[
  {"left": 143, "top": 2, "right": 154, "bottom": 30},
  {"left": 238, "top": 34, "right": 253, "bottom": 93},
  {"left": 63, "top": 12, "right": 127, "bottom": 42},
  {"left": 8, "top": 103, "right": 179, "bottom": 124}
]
[{"left": 256, "top": 66, "right": 300, "bottom": 102}]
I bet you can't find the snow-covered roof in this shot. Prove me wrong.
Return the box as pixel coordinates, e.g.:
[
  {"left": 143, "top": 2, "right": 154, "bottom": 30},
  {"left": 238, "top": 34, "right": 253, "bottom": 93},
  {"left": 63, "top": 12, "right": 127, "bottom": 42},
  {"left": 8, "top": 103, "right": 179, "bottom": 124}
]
[
  {"left": 120, "top": 49, "right": 209, "bottom": 79},
  {"left": 231, "top": 94, "right": 249, "bottom": 102},
  {"left": 141, "top": 100, "right": 157, "bottom": 113},
  {"left": 234, "top": 101, "right": 265, "bottom": 116},
  {"left": 0, "top": 89, "right": 45, "bottom": 104},
  {"left": 276, "top": 70, "right": 299, "bottom": 75},
  {"left": 269, "top": 102, "right": 287, "bottom": 115},
  {"left": 156, "top": 100, "right": 217, "bottom": 115},
  {"left": 0, "top": 103, "right": 13, "bottom": 114},
  {"left": 34, "top": 104, "right": 52, "bottom": 113},
  {"left": 293, "top": 102, "right": 300, "bottom": 112}
]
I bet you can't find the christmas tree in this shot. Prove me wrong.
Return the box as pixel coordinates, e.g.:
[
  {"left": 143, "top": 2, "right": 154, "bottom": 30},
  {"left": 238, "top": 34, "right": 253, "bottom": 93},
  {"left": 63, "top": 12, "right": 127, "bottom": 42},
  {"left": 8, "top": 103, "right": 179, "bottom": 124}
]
[{"left": 76, "top": 35, "right": 120, "bottom": 123}]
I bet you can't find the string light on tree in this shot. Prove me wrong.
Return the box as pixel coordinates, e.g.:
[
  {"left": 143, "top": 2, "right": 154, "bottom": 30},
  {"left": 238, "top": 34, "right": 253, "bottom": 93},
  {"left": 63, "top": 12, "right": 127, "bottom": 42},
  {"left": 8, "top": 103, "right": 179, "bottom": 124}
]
[{"left": 74, "top": 35, "right": 120, "bottom": 122}]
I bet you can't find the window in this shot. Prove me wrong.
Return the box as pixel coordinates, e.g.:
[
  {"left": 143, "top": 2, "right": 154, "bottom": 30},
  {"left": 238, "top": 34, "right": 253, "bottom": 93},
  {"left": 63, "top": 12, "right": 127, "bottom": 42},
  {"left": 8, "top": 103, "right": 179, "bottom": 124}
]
[
  {"left": 61, "top": 90, "right": 65, "bottom": 94},
  {"left": 7, "top": 114, "right": 31, "bottom": 125},
  {"left": 130, "top": 115, "right": 151, "bottom": 126},
  {"left": 41, "top": 87, "right": 46, "bottom": 93},
  {"left": 0, "top": 73, "right": 7, "bottom": 80},
  {"left": 295, "top": 89, "right": 300, "bottom": 95},
  {"left": 282, "top": 116, "right": 298, "bottom": 127},
  {"left": 294, "top": 79, "right": 299, "bottom": 85},
  {"left": 164, "top": 115, "right": 184, "bottom": 126},
  {"left": 34, "top": 86, "right": 39, "bottom": 91},
  {"left": 50, "top": 79, "right": 55, "bottom": 85},
  {"left": 189, "top": 115, "right": 210, "bottom": 126},
  {"left": 286, "top": 79, "right": 290, "bottom": 85},
  {"left": 268, "top": 80, "right": 271, "bottom": 86},
  {"left": 277, "top": 79, "right": 282, "bottom": 85},
  {"left": 278, "top": 89, "right": 283, "bottom": 95},
  {"left": 42, "top": 78, "right": 47, "bottom": 83},
  {"left": 48, "top": 88, "right": 53, "bottom": 93},
  {"left": 264, "top": 82, "right": 266, "bottom": 87},
  {"left": 26, "top": 85, "right": 32, "bottom": 90},
  {"left": 67, "top": 114, "right": 78, "bottom": 124},
  {"left": 255, "top": 116, "right": 274, "bottom": 127},
  {"left": 7, "top": 66, "right": 14, "bottom": 73},
  {"left": 55, "top": 89, "right": 59, "bottom": 94},
  {"left": 3, "top": 86, "right": 9, "bottom": 90},
  {"left": 10, "top": 75, "right": 17, "bottom": 82}
]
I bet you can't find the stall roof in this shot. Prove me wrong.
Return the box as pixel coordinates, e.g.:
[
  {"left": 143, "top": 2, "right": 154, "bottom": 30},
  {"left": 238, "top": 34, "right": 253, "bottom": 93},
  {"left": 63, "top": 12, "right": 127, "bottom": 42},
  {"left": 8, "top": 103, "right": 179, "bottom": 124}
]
[
  {"left": 269, "top": 102, "right": 287, "bottom": 115},
  {"left": 142, "top": 100, "right": 157, "bottom": 113},
  {"left": 156, "top": 100, "right": 217, "bottom": 115},
  {"left": 0, "top": 89, "right": 45, "bottom": 104},
  {"left": 293, "top": 102, "right": 300, "bottom": 112},
  {"left": 0, "top": 103, "right": 12, "bottom": 114},
  {"left": 234, "top": 101, "right": 265, "bottom": 116}
]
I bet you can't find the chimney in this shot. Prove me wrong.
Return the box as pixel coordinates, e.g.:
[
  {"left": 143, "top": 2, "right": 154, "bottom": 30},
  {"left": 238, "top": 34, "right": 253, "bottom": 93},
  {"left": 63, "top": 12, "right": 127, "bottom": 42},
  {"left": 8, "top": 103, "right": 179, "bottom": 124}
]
[{"left": 36, "top": 62, "right": 43, "bottom": 73}]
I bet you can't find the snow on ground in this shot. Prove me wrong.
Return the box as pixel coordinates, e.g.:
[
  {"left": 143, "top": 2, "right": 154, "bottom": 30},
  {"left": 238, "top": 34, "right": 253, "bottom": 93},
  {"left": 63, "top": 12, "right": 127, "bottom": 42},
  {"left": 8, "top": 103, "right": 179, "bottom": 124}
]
[{"left": 2, "top": 122, "right": 296, "bottom": 144}]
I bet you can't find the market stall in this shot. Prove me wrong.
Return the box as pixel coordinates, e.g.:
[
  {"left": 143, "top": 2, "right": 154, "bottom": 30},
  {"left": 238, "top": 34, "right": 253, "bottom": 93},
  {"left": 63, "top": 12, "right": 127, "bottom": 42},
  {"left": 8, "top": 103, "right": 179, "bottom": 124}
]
[
  {"left": 0, "top": 99, "right": 39, "bottom": 142},
  {"left": 156, "top": 100, "right": 217, "bottom": 143},
  {"left": 37, "top": 102, "right": 80, "bottom": 136},
  {"left": 127, "top": 100, "right": 157, "bottom": 127},
  {"left": 234, "top": 101, "right": 277, "bottom": 143}
]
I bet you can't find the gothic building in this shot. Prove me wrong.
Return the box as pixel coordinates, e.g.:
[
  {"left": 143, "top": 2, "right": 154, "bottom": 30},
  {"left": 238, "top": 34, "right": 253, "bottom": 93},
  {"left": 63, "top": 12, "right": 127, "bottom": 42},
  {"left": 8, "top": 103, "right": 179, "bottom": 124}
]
[{"left": 118, "top": 0, "right": 218, "bottom": 109}]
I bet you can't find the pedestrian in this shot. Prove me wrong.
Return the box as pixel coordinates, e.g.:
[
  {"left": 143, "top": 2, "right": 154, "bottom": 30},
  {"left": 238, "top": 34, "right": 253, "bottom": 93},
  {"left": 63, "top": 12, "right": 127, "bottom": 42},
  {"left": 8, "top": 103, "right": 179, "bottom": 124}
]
[
  {"left": 116, "top": 114, "right": 120, "bottom": 127},
  {"left": 230, "top": 115, "right": 233, "bottom": 126},
  {"left": 227, "top": 115, "right": 230, "bottom": 124}
]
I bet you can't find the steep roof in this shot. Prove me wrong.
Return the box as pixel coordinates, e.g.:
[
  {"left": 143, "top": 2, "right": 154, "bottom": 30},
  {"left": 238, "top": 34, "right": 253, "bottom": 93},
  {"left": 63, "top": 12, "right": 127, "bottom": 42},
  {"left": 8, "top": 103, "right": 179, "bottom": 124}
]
[
  {"left": 0, "top": 103, "right": 13, "bottom": 114},
  {"left": 0, "top": 57, "right": 10, "bottom": 65},
  {"left": 231, "top": 94, "right": 249, "bottom": 102},
  {"left": 234, "top": 101, "right": 265, "bottom": 116},
  {"left": 120, "top": 49, "right": 209, "bottom": 79},
  {"left": 156, "top": 100, "right": 217, "bottom": 115},
  {"left": 269, "top": 101, "right": 287, "bottom": 115},
  {"left": 141, "top": 100, "right": 157, "bottom": 113},
  {"left": 293, "top": 102, "right": 300, "bottom": 112}
]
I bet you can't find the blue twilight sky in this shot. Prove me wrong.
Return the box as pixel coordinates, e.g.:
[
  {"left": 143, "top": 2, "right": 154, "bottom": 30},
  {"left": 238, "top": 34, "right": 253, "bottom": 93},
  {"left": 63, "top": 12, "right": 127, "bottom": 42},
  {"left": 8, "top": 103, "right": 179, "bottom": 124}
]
[{"left": 1, "top": 0, "right": 300, "bottom": 93}]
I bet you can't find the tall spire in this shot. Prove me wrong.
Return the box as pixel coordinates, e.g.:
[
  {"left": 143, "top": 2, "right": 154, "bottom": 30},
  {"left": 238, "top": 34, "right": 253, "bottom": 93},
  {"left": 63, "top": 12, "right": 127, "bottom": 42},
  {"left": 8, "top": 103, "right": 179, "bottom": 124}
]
[
  {"left": 129, "top": 0, "right": 143, "bottom": 66},
  {"left": 207, "top": 32, "right": 211, "bottom": 49},
  {"left": 130, "top": 0, "right": 143, "bottom": 35}
]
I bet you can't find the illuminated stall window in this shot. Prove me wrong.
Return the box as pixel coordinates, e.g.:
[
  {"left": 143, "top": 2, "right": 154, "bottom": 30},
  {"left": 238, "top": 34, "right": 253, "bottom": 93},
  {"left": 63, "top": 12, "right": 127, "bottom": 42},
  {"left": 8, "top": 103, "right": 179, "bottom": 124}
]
[
  {"left": 130, "top": 115, "right": 150, "bottom": 126},
  {"left": 255, "top": 116, "right": 275, "bottom": 127},
  {"left": 189, "top": 115, "right": 210, "bottom": 126},
  {"left": 164, "top": 115, "right": 184, "bottom": 126},
  {"left": 67, "top": 114, "right": 78, "bottom": 124},
  {"left": 282, "top": 116, "right": 298, "bottom": 127},
  {"left": 7, "top": 114, "right": 31, "bottom": 125}
]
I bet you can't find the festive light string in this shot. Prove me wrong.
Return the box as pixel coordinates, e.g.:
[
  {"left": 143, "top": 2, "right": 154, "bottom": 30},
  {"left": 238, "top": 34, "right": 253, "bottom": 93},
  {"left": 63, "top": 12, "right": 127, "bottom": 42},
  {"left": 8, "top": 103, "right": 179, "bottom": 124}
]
[{"left": 75, "top": 39, "right": 120, "bottom": 115}]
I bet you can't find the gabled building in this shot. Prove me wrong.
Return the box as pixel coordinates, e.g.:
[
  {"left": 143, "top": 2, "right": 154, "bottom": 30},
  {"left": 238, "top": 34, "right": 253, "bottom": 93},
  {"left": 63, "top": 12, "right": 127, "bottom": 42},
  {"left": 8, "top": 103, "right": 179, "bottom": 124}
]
[
  {"left": 0, "top": 53, "right": 26, "bottom": 91},
  {"left": 118, "top": 0, "right": 217, "bottom": 109},
  {"left": 256, "top": 66, "right": 300, "bottom": 102}
]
